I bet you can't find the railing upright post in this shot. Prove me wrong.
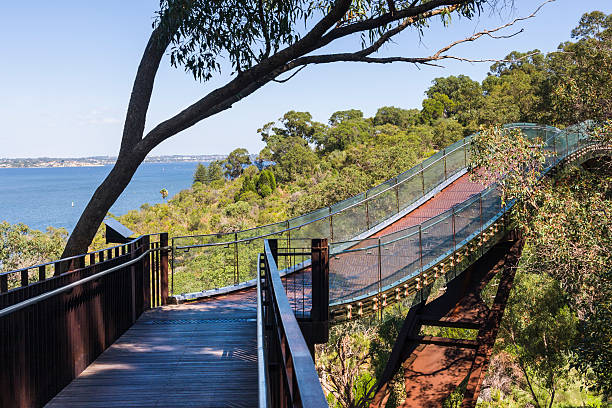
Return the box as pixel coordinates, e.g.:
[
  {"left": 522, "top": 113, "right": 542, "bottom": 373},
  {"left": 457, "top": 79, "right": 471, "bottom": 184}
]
[
  {"left": 479, "top": 193, "right": 483, "bottom": 256},
  {"left": 311, "top": 238, "right": 329, "bottom": 327},
  {"left": 377, "top": 238, "right": 382, "bottom": 295},
  {"left": 130, "top": 241, "right": 137, "bottom": 323},
  {"left": 452, "top": 207, "right": 457, "bottom": 279},
  {"left": 421, "top": 164, "right": 425, "bottom": 195},
  {"left": 329, "top": 213, "right": 334, "bottom": 242},
  {"left": 395, "top": 185, "right": 400, "bottom": 213},
  {"left": 366, "top": 200, "right": 370, "bottom": 230},
  {"left": 170, "top": 237, "right": 175, "bottom": 295},
  {"left": 565, "top": 131, "right": 569, "bottom": 155},
  {"left": 20, "top": 269, "right": 28, "bottom": 288},
  {"left": 377, "top": 238, "right": 383, "bottom": 319},
  {"left": 269, "top": 239, "right": 278, "bottom": 266},
  {"left": 443, "top": 149, "right": 447, "bottom": 179},
  {"left": 234, "top": 232, "right": 239, "bottom": 284},
  {"left": 38, "top": 265, "right": 46, "bottom": 282},
  {"left": 160, "top": 233, "right": 169, "bottom": 306},
  {"left": 142, "top": 235, "right": 151, "bottom": 308}
]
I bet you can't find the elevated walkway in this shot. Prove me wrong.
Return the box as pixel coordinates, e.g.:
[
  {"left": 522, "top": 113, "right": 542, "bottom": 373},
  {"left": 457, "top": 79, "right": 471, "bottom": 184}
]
[{"left": 2, "top": 122, "right": 608, "bottom": 408}]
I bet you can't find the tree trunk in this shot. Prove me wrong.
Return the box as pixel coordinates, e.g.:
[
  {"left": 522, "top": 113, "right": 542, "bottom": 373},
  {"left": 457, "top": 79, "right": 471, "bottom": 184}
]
[{"left": 61, "top": 153, "right": 145, "bottom": 258}]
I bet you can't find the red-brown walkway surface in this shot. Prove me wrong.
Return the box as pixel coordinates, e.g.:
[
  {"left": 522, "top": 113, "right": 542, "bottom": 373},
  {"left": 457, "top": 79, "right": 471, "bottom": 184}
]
[{"left": 45, "top": 172, "right": 485, "bottom": 407}]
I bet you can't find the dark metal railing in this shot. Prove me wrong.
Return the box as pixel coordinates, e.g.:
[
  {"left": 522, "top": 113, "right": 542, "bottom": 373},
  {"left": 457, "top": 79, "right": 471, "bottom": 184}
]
[
  {"left": 259, "top": 239, "right": 328, "bottom": 408},
  {"left": 0, "top": 233, "right": 169, "bottom": 408}
]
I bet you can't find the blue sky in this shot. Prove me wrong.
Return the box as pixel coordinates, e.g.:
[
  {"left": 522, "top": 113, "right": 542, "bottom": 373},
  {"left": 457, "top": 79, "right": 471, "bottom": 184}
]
[{"left": 0, "top": 1, "right": 610, "bottom": 158}]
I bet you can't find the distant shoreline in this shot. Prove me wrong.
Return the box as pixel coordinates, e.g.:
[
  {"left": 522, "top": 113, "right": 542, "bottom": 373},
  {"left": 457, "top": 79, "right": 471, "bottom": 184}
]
[{"left": 0, "top": 155, "right": 228, "bottom": 169}]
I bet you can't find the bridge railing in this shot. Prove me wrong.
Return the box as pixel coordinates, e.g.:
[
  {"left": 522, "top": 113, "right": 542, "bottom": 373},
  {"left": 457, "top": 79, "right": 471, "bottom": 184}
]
[
  {"left": 258, "top": 239, "right": 328, "bottom": 408},
  {"left": 0, "top": 234, "right": 169, "bottom": 408}
]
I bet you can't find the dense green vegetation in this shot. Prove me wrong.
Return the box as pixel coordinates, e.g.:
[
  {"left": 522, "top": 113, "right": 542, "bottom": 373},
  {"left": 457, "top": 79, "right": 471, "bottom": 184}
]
[{"left": 1, "top": 10, "right": 610, "bottom": 408}]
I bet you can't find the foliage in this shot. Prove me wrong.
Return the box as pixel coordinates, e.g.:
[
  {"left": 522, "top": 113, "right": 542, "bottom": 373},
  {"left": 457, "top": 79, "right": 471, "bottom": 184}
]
[
  {"left": 469, "top": 125, "right": 546, "bottom": 228},
  {"left": 224, "top": 148, "right": 251, "bottom": 179},
  {"left": 193, "top": 160, "right": 225, "bottom": 185},
  {"left": 500, "top": 271, "right": 578, "bottom": 408},
  {"left": 0, "top": 222, "right": 67, "bottom": 274},
  {"left": 160, "top": 188, "right": 169, "bottom": 200},
  {"left": 317, "top": 321, "right": 377, "bottom": 408},
  {"left": 548, "top": 11, "right": 612, "bottom": 124}
]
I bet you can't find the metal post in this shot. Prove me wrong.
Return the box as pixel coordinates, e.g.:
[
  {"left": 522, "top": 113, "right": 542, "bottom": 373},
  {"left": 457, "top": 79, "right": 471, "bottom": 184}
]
[
  {"left": 311, "top": 238, "right": 329, "bottom": 325},
  {"left": 443, "top": 149, "right": 447, "bottom": 179},
  {"left": 421, "top": 164, "right": 425, "bottom": 195},
  {"left": 419, "top": 225, "right": 424, "bottom": 272},
  {"left": 130, "top": 242, "right": 137, "bottom": 323},
  {"left": 395, "top": 185, "right": 400, "bottom": 213},
  {"left": 452, "top": 207, "right": 457, "bottom": 278},
  {"left": 377, "top": 238, "right": 382, "bottom": 295},
  {"left": 366, "top": 200, "right": 370, "bottom": 230},
  {"left": 170, "top": 237, "right": 175, "bottom": 295},
  {"left": 38, "top": 265, "right": 46, "bottom": 282},
  {"left": 479, "top": 193, "right": 483, "bottom": 256},
  {"left": 160, "top": 233, "right": 169, "bottom": 306},
  {"left": 464, "top": 142, "right": 467, "bottom": 167},
  {"left": 142, "top": 235, "right": 151, "bottom": 308},
  {"left": 269, "top": 239, "right": 278, "bottom": 266},
  {"left": 565, "top": 132, "right": 569, "bottom": 155},
  {"left": 329, "top": 214, "right": 334, "bottom": 242},
  {"left": 234, "top": 232, "right": 239, "bottom": 284}
]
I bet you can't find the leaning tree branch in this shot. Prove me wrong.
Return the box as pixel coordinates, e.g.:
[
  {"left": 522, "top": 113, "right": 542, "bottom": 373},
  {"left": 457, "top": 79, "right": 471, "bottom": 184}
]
[{"left": 282, "top": 0, "right": 552, "bottom": 72}]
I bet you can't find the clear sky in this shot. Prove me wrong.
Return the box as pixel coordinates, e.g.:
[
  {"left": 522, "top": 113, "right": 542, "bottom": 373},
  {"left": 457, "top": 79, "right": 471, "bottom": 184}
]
[{"left": 0, "top": 0, "right": 610, "bottom": 158}]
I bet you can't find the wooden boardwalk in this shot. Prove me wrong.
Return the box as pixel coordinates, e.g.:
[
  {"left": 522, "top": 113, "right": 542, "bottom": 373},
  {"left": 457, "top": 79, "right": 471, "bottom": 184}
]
[{"left": 46, "top": 290, "right": 257, "bottom": 407}]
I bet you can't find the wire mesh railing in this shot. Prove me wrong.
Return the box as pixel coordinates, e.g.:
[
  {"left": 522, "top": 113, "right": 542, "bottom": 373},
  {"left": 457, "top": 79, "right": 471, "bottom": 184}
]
[{"left": 171, "top": 122, "right": 595, "bottom": 297}]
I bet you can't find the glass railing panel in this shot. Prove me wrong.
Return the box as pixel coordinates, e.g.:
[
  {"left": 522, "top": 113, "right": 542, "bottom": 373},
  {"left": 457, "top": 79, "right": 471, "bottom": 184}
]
[
  {"left": 420, "top": 212, "right": 454, "bottom": 268},
  {"left": 172, "top": 244, "right": 236, "bottom": 295},
  {"left": 397, "top": 173, "right": 424, "bottom": 211},
  {"left": 331, "top": 192, "right": 365, "bottom": 214},
  {"left": 566, "top": 131, "right": 580, "bottom": 153},
  {"left": 288, "top": 207, "right": 329, "bottom": 229},
  {"left": 445, "top": 144, "right": 466, "bottom": 177},
  {"left": 453, "top": 196, "right": 482, "bottom": 245},
  {"left": 420, "top": 151, "right": 441, "bottom": 171},
  {"left": 481, "top": 187, "right": 502, "bottom": 222},
  {"left": 329, "top": 245, "right": 380, "bottom": 303},
  {"left": 366, "top": 178, "right": 396, "bottom": 198},
  {"left": 367, "top": 188, "right": 399, "bottom": 227},
  {"left": 379, "top": 230, "right": 420, "bottom": 289},
  {"left": 423, "top": 159, "right": 446, "bottom": 194},
  {"left": 331, "top": 201, "right": 368, "bottom": 242},
  {"left": 290, "top": 217, "right": 331, "bottom": 242}
]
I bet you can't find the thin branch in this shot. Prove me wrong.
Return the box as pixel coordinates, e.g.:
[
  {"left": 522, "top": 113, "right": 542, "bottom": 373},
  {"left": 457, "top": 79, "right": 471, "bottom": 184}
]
[{"left": 272, "top": 65, "right": 308, "bottom": 83}]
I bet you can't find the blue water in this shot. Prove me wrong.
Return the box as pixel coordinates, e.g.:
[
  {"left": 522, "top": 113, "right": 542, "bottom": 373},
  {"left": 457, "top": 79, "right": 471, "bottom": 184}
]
[{"left": 0, "top": 162, "right": 200, "bottom": 232}]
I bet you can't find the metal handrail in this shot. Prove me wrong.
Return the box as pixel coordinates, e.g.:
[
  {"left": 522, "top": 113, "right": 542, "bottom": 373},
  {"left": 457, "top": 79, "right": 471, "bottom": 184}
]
[
  {"left": 257, "top": 257, "right": 269, "bottom": 408},
  {"left": 261, "top": 240, "right": 328, "bottom": 407}
]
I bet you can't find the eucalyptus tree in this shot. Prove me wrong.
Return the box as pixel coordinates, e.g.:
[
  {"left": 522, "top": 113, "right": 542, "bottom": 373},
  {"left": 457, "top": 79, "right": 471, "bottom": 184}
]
[{"left": 63, "top": 0, "right": 542, "bottom": 257}]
